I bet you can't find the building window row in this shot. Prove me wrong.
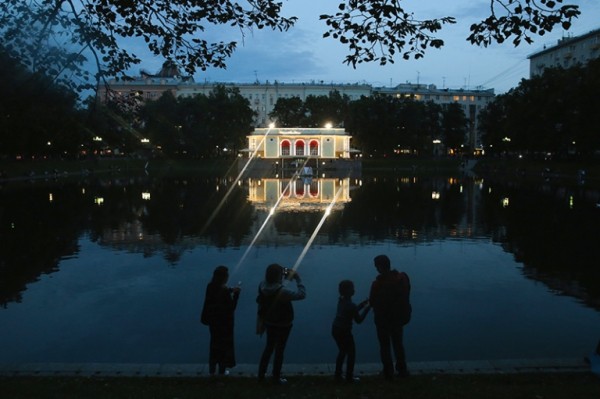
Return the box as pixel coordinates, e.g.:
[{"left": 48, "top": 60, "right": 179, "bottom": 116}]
[{"left": 280, "top": 140, "right": 320, "bottom": 156}]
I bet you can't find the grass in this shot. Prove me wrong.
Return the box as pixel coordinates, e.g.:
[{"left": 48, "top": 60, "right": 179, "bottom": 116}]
[{"left": 1, "top": 373, "right": 599, "bottom": 399}]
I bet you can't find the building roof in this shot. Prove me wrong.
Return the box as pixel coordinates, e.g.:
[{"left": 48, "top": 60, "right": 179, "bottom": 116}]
[
  {"left": 528, "top": 27, "right": 600, "bottom": 59},
  {"left": 251, "top": 127, "right": 348, "bottom": 136},
  {"left": 375, "top": 83, "right": 495, "bottom": 95}
]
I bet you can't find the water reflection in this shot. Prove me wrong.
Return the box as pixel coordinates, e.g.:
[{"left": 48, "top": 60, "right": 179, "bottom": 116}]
[
  {"left": 1, "top": 173, "right": 599, "bottom": 310},
  {"left": 248, "top": 177, "right": 352, "bottom": 212}
]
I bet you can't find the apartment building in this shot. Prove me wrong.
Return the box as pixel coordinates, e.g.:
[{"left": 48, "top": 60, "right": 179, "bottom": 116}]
[{"left": 528, "top": 28, "right": 600, "bottom": 77}]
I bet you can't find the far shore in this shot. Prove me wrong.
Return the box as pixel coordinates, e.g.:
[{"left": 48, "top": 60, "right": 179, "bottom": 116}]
[{"left": 1, "top": 157, "right": 599, "bottom": 187}]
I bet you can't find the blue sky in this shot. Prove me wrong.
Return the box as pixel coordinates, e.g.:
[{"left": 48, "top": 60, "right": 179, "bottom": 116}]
[{"left": 132, "top": 1, "right": 600, "bottom": 94}]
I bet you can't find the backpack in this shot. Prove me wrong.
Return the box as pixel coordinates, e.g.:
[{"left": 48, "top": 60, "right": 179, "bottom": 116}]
[
  {"left": 373, "top": 270, "right": 412, "bottom": 326},
  {"left": 397, "top": 272, "right": 412, "bottom": 325}
]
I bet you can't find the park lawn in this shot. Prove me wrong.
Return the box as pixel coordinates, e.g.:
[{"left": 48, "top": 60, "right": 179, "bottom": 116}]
[{"left": 1, "top": 373, "right": 599, "bottom": 399}]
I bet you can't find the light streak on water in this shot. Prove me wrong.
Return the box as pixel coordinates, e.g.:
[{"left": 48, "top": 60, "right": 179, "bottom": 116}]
[
  {"left": 232, "top": 158, "right": 311, "bottom": 275},
  {"left": 199, "top": 127, "right": 274, "bottom": 235},
  {"left": 290, "top": 181, "right": 345, "bottom": 272}
]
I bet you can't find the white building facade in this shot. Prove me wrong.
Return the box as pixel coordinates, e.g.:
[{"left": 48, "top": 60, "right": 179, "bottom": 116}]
[{"left": 528, "top": 28, "right": 600, "bottom": 77}]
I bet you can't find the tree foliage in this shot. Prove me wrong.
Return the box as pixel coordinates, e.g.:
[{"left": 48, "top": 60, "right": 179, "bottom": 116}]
[
  {"left": 0, "top": 48, "right": 83, "bottom": 158},
  {"left": 0, "top": 0, "right": 296, "bottom": 92},
  {"left": 321, "top": 0, "right": 580, "bottom": 67},
  {"left": 269, "top": 91, "right": 350, "bottom": 127},
  {"left": 138, "top": 86, "right": 254, "bottom": 158},
  {"left": 478, "top": 59, "right": 600, "bottom": 158},
  {"left": 345, "top": 94, "right": 465, "bottom": 156},
  {"left": 441, "top": 103, "right": 469, "bottom": 151},
  {"left": 269, "top": 96, "right": 306, "bottom": 127},
  {"left": 0, "top": 1, "right": 582, "bottom": 91}
]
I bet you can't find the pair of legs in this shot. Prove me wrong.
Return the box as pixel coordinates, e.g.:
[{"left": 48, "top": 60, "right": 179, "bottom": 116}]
[
  {"left": 332, "top": 327, "right": 356, "bottom": 381},
  {"left": 209, "top": 323, "right": 235, "bottom": 375},
  {"left": 258, "top": 324, "right": 292, "bottom": 381},
  {"left": 375, "top": 321, "right": 407, "bottom": 379}
]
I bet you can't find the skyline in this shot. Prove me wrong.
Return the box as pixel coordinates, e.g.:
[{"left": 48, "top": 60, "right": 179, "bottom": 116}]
[{"left": 126, "top": 1, "right": 600, "bottom": 95}]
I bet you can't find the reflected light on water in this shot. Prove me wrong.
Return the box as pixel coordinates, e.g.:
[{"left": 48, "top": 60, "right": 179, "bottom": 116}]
[{"left": 1, "top": 173, "right": 600, "bottom": 365}]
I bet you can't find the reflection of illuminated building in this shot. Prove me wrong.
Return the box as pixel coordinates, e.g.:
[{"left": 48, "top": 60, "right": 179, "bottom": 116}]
[{"left": 248, "top": 177, "right": 352, "bottom": 212}]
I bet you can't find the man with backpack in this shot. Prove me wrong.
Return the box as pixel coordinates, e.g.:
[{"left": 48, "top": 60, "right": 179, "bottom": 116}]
[{"left": 369, "top": 254, "right": 412, "bottom": 380}]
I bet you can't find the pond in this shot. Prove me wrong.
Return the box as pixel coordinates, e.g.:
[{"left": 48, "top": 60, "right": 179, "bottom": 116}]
[{"left": 1, "top": 168, "right": 600, "bottom": 365}]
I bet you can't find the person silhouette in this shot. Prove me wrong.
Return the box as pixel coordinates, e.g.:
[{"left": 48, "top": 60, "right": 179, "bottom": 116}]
[
  {"left": 256, "top": 263, "right": 306, "bottom": 384},
  {"left": 201, "top": 265, "right": 241, "bottom": 376},
  {"left": 331, "top": 280, "right": 370, "bottom": 382},
  {"left": 369, "top": 254, "right": 412, "bottom": 380}
]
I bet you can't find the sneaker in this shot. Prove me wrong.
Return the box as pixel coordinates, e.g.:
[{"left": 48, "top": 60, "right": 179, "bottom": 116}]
[
  {"left": 346, "top": 377, "right": 360, "bottom": 383},
  {"left": 274, "top": 377, "right": 288, "bottom": 385}
]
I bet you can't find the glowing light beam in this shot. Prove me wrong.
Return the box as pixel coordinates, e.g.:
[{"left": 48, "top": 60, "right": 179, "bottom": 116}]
[
  {"left": 232, "top": 158, "right": 312, "bottom": 275},
  {"left": 290, "top": 182, "right": 345, "bottom": 272}
]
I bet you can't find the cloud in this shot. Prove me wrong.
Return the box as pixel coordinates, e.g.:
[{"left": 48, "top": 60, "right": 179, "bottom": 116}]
[{"left": 116, "top": 0, "right": 600, "bottom": 95}]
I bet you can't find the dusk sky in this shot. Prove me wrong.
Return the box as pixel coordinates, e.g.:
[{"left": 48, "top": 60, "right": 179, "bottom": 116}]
[{"left": 133, "top": 1, "right": 600, "bottom": 94}]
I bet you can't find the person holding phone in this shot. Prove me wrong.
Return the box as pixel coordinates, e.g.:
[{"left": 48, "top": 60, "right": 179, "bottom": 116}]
[{"left": 256, "top": 263, "right": 306, "bottom": 384}]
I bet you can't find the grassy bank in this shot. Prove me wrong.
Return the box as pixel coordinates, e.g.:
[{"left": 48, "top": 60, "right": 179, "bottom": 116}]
[{"left": 1, "top": 373, "right": 598, "bottom": 399}]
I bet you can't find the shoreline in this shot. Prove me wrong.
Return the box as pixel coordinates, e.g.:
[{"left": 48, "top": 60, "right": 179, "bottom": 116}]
[{"left": 0, "top": 358, "right": 590, "bottom": 378}]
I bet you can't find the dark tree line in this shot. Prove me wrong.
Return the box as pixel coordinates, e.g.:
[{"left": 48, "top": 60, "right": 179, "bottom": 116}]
[
  {"left": 0, "top": 49, "right": 255, "bottom": 159},
  {"left": 0, "top": 49, "right": 85, "bottom": 158},
  {"left": 478, "top": 58, "right": 600, "bottom": 158},
  {"left": 137, "top": 86, "right": 255, "bottom": 158},
  {"left": 269, "top": 91, "right": 350, "bottom": 128}
]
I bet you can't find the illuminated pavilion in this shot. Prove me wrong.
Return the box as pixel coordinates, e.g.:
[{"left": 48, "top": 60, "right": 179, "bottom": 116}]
[{"left": 240, "top": 127, "right": 361, "bottom": 176}]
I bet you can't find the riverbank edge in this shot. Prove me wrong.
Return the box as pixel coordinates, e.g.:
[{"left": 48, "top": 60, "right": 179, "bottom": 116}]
[
  {"left": 1, "top": 157, "right": 598, "bottom": 175},
  {"left": 0, "top": 358, "right": 591, "bottom": 378}
]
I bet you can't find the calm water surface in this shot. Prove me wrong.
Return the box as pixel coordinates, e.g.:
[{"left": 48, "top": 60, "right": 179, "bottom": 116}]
[{"left": 1, "top": 170, "right": 599, "bottom": 364}]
